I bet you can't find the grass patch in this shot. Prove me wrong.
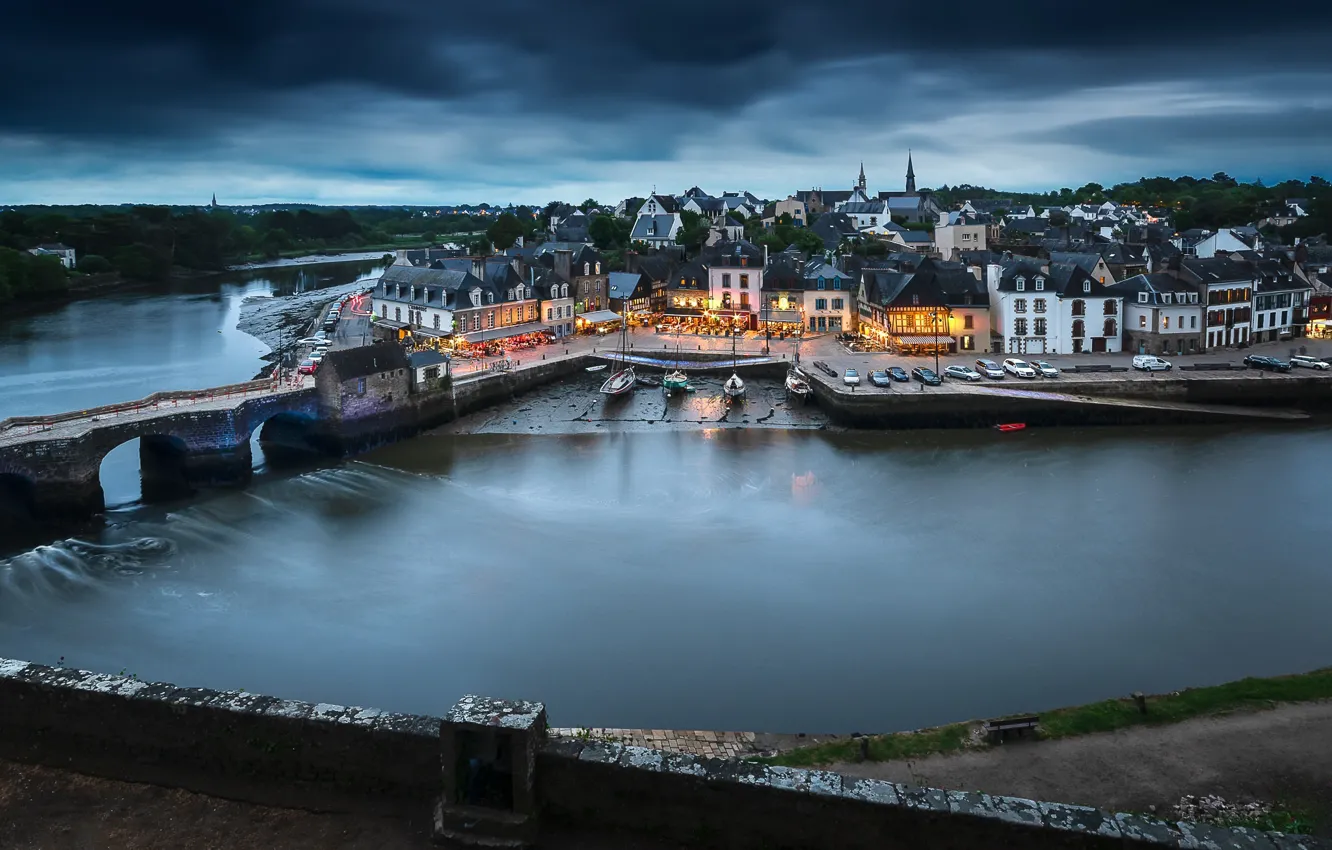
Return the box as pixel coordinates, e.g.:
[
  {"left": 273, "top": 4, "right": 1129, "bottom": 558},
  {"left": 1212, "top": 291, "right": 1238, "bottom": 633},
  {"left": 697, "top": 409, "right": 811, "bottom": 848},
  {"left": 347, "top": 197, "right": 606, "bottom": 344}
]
[
  {"left": 1218, "top": 806, "right": 1317, "bottom": 835},
  {"left": 759, "top": 667, "right": 1332, "bottom": 768}
]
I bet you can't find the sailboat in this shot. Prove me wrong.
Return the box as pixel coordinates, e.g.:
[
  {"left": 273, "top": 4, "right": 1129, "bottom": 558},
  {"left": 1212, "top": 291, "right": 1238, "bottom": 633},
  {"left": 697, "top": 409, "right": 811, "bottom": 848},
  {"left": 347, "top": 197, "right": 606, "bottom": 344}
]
[
  {"left": 663, "top": 343, "right": 688, "bottom": 394},
  {"left": 599, "top": 301, "right": 636, "bottom": 396},
  {"left": 785, "top": 331, "right": 811, "bottom": 401},
  {"left": 723, "top": 326, "right": 745, "bottom": 399}
]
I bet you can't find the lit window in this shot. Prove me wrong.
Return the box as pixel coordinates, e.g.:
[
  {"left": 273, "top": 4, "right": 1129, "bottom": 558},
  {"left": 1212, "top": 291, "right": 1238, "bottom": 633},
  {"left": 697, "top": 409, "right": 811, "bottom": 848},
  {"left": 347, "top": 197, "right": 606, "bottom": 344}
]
[
  {"left": 1139, "top": 314, "right": 1147, "bottom": 328},
  {"left": 1163, "top": 316, "right": 1170, "bottom": 329}
]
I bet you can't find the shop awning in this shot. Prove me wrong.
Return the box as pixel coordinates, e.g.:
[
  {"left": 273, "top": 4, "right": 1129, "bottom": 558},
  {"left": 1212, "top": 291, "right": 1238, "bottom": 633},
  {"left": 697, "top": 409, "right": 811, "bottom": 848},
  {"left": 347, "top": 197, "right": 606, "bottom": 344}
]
[
  {"left": 663, "top": 309, "right": 705, "bottom": 317},
  {"left": 374, "top": 318, "right": 409, "bottom": 329},
  {"left": 577, "top": 310, "right": 623, "bottom": 324},
  {"left": 896, "top": 335, "right": 956, "bottom": 345},
  {"left": 763, "top": 310, "right": 802, "bottom": 323},
  {"left": 461, "top": 321, "right": 548, "bottom": 343}
]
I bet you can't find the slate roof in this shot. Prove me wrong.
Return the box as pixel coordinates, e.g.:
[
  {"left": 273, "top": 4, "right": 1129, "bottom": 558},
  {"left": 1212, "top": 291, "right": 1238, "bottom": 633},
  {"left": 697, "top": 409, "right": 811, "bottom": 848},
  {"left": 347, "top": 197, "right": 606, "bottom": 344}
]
[
  {"left": 1049, "top": 252, "right": 1104, "bottom": 274},
  {"left": 896, "top": 230, "right": 933, "bottom": 244},
  {"left": 379, "top": 263, "right": 482, "bottom": 308},
  {"left": 608, "top": 271, "right": 651, "bottom": 301},
  {"left": 668, "top": 260, "right": 708, "bottom": 291},
  {"left": 762, "top": 257, "right": 804, "bottom": 289},
  {"left": 1108, "top": 273, "right": 1196, "bottom": 304},
  {"left": 648, "top": 194, "right": 679, "bottom": 213},
  {"left": 408, "top": 350, "right": 450, "bottom": 369},
  {"left": 1099, "top": 242, "right": 1147, "bottom": 265},
  {"left": 692, "top": 197, "right": 727, "bottom": 214},
  {"left": 1179, "top": 257, "right": 1258, "bottom": 285},
  {"left": 810, "top": 213, "right": 861, "bottom": 250},
  {"left": 631, "top": 214, "right": 678, "bottom": 240},
  {"left": 839, "top": 201, "right": 891, "bottom": 215},
  {"left": 703, "top": 239, "right": 765, "bottom": 267},
  {"left": 325, "top": 343, "right": 408, "bottom": 380},
  {"left": 1003, "top": 217, "right": 1049, "bottom": 235}
]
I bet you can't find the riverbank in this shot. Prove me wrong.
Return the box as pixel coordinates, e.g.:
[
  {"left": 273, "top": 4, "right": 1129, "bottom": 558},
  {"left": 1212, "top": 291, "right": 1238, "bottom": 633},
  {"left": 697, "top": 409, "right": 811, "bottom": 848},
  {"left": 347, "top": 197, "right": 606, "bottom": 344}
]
[{"left": 225, "top": 250, "right": 394, "bottom": 272}]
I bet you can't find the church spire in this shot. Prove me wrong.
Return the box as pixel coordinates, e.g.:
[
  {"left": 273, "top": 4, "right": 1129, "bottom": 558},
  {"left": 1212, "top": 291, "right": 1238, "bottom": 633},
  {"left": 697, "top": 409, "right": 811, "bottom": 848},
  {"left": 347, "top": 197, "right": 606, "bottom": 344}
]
[
  {"left": 905, "top": 151, "right": 916, "bottom": 193},
  {"left": 857, "top": 162, "right": 866, "bottom": 192},
  {"left": 210, "top": 193, "right": 218, "bottom": 208}
]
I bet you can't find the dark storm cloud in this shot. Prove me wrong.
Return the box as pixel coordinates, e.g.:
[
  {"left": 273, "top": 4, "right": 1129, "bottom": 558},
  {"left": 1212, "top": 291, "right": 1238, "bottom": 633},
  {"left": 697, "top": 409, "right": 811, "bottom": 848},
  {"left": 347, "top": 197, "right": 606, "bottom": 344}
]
[
  {"left": 2, "top": 0, "right": 1331, "bottom": 201},
  {"left": 4, "top": 0, "right": 1332, "bottom": 138}
]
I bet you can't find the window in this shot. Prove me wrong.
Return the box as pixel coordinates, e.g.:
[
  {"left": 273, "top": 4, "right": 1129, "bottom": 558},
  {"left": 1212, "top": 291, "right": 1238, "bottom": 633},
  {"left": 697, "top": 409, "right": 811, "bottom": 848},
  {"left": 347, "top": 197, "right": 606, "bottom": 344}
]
[
  {"left": 1258, "top": 313, "right": 1265, "bottom": 329},
  {"left": 832, "top": 298, "right": 844, "bottom": 310},
  {"left": 507, "top": 289, "right": 514, "bottom": 301},
  {"left": 357, "top": 378, "right": 366, "bottom": 395},
  {"left": 380, "top": 304, "right": 387, "bottom": 318},
  {"left": 1034, "top": 299, "right": 1046, "bottom": 313},
  {"left": 1034, "top": 317, "right": 1046, "bottom": 336},
  {"left": 584, "top": 262, "right": 590, "bottom": 275},
  {"left": 834, "top": 280, "right": 841, "bottom": 290},
  {"left": 1072, "top": 319, "right": 1085, "bottom": 337},
  {"left": 963, "top": 314, "right": 974, "bottom": 329},
  {"left": 1035, "top": 278, "right": 1045, "bottom": 291},
  {"left": 1281, "top": 310, "right": 1288, "bottom": 326},
  {"left": 516, "top": 286, "right": 524, "bottom": 300},
  {"left": 434, "top": 314, "right": 441, "bottom": 330},
  {"left": 1015, "top": 318, "right": 1028, "bottom": 336},
  {"left": 815, "top": 298, "right": 827, "bottom": 310},
  {"left": 912, "top": 294, "right": 920, "bottom": 306},
  {"left": 487, "top": 312, "right": 496, "bottom": 329},
  {"left": 595, "top": 262, "right": 601, "bottom": 274},
  {"left": 1140, "top": 314, "right": 1148, "bottom": 328},
  {"left": 1015, "top": 277, "right": 1025, "bottom": 291},
  {"left": 1104, "top": 318, "right": 1117, "bottom": 337},
  {"left": 1138, "top": 292, "right": 1148, "bottom": 303},
  {"left": 1014, "top": 299, "right": 1027, "bottom": 313},
  {"left": 547, "top": 308, "right": 553, "bottom": 321},
  {"left": 1083, "top": 281, "right": 1091, "bottom": 293},
  {"left": 818, "top": 277, "right": 826, "bottom": 290},
  {"left": 561, "top": 284, "right": 569, "bottom": 298},
  {"left": 472, "top": 315, "right": 481, "bottom": 331},
  {"left": 740, "top": 274, "right": 749, "bottom": 289},
  {"left": 395, "top": 307, "right": 401, "bottom": 321},
  {"left": 505, "top": 309, "right": 512, "bottom": 324},
  {"left": 722, "top": 273, "right": 731, "bottom": 288},
  {"left": 870, "top": 217, "right": 877, "bottom": 225},
  {"left": 1103, "top": 300, "right": 1116, "bottom": 315},
  {"left": 1072, "top": 300, "right": 1085, "bottom": 317},
  {"left": 487, "top": 292, "right": 494, "bottom": 304},
  {"left": 1161, "top": 293, "right": 1171, "bottom": 304},
  {"left": 962, "top": 335, "right": 975, "bottom": 350}
]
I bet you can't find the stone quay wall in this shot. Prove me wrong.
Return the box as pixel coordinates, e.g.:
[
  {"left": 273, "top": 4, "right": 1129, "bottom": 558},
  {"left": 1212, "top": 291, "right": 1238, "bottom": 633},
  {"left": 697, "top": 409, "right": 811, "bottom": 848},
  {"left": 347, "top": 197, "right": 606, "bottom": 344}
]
[{"left": 0, "top": 658, "right": 1319, "bottom": 850}]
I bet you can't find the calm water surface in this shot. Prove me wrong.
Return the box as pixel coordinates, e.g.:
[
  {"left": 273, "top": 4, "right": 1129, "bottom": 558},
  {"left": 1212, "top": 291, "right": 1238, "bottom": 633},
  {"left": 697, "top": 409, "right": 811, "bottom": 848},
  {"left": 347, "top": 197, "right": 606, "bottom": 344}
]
[{"left": 2, "top": 415, "right": 1330, "bottom": 732}]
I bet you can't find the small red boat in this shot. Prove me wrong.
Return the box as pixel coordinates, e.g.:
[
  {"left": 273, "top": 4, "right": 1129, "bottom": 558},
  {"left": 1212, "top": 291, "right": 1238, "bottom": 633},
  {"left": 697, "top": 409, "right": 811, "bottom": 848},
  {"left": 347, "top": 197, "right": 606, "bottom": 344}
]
[{"left": 994, "top": 423, "right": 1026, "bottom": 432}]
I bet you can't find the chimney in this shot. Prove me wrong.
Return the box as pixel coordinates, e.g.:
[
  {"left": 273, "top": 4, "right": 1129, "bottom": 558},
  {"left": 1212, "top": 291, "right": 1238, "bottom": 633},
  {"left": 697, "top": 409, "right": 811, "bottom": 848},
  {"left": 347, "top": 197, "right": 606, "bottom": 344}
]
[
  {"left": 471, "top": 257, "right": 486, "bottom": 282},
  {"left": 624, "top": 250, "right": 639, "bottom": 274},
  {"left": 555, "top": 249, "right": 573, "bottom": 282}
]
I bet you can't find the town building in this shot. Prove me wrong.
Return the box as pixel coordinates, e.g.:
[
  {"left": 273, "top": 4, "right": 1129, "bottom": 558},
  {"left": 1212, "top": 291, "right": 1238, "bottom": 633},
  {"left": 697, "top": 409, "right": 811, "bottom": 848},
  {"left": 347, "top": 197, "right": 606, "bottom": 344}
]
[
  {"left": 27, "top": 243, "right": 76, "bottom": 268},
  {"left": 608, "top": 270, "right": 653, "bottom": 316},
  {"left": 1110, "top": 273, "right": 1203, "bottom": 356},
  {"left": 705, "top": 241, "right": 766, "bottom": 329},
  {"left": 1249, "top": 259, "right": 1312, "bottom": 344},
  {"left": 762, "top": 197, "right": 807, "bottom": 228},
  {"left": 855, "top": 259, "right": 989, "bottom": 354},
  {"left": 630, "top": 195, "right": 683, "bottom": 247},
  {"left": 986, "top": 259, "right": 1123, "bottom": 354},
  {"left": 532, "top": 267, "right": 575, "bottom": 338},
  {"left": 934, "top": 212, "right": 988, "bottom": 260},
  {"left": 800, "top": 257, "right": 855, "bottom": 333},
  {"left": 760, "top": 254, "right": 807, "bottom": 336},
  {"left": 408, "top": 350, "right": 450, "bottom": 389},
  {"left": 1174, "top": 257, "right": 1255, "bottom": 349},
  {"left": 1049, "top": 251, "right": 1117, "bottom": 285}
]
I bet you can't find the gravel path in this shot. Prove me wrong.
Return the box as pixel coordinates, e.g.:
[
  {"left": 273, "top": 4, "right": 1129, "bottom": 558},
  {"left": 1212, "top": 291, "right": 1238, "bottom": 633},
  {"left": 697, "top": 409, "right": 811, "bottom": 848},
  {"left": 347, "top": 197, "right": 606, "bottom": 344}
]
[{"left": 825, "top": 701, "right": 1332, "bottom": 820}]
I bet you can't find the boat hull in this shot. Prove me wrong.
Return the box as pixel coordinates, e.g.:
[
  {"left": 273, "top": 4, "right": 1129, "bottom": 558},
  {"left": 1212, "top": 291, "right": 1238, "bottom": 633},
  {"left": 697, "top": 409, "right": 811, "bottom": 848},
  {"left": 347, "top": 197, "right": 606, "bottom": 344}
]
[
  {"left": 600, "top": 367, "right": 637, "bottom": 396},
  {"left": 723, "top": 374, "right": 745, "bottom": 398}
]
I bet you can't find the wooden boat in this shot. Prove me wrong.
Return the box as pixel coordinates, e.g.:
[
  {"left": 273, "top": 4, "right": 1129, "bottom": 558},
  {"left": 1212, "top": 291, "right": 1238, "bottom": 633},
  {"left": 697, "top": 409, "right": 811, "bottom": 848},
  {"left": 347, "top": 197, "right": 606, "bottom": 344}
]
[
  {"left": 723, "top": 373, "right": 746, "bottom": 398},
  {"left": 585, "top": 364, "right": 607, "bottom": 372},
  {"left": 993, "top": 422, "right": 1026, "bottom": 432},
  {"left": 600, "top": 367, "right": 636, "bottom": 396},
  {"left": 663, "top": 370, "right": 689, "bottom": 393},
  {"left": 785, "top": 368, "right": 811, "bottom": 399}
]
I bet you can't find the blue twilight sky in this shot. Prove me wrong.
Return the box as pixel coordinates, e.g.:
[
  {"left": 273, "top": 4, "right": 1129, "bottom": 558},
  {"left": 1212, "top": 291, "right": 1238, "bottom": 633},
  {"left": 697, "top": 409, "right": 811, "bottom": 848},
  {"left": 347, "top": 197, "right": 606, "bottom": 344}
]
[{"left": 2, "top": 0, "right": 1331, "bottom": 206}]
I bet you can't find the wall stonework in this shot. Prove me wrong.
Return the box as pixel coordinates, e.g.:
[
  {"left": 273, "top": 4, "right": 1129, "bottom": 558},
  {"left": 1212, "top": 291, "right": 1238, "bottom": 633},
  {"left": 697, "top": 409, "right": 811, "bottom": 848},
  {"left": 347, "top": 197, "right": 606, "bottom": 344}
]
[{"left": 0, "top": 658, "right": 1322, "bottom": 850}]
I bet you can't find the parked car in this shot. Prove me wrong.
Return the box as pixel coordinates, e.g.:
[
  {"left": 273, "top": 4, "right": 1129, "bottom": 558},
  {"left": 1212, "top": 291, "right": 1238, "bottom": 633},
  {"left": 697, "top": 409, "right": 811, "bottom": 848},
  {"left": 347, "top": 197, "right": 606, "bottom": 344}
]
[
  {"left": 297, "top": 358, "right": 319, "bottom": 375},
  {"left": 1132, "top": 354, "right": 1172, "bottom": 371},
  {"left": 1290, "top": 354, "right": 1330, "bottom": 370},
  {"left": 869, "top": 370, "right": 892, "bottom": 387},
  {"left": 1030, "top": 360, "right": 1059, "bottom": 378},
  {"left": 944, "top": 365, "right": 982, "bottom": 381},
  {"left": 974, "top": 358, "right": 1004, "bottom": 379},
  {"left": 1002, "top": 358, "right": 1037, "bottom": 378},
  {"left": 1244, "top": 354, "right": 1291, "bottom": 372},
  {"left": 843, "top": 368, "right": 861, "bottom": 386},
  {"left": 296, "top": 336, "right": 324, "bottom": 345},
  {"left": 911, "top": 367, "right": 942, "bottom": 386},
  {"left": 310, "top": 351, "right": 326, "bottom": 363},
  {"left": 888, "top": 366, "right": 910, "bottom": 382}
]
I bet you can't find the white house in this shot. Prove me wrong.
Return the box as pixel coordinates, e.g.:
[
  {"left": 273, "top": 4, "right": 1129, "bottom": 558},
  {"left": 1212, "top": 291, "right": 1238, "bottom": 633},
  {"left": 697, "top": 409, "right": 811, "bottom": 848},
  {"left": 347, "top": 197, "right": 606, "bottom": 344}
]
[
  {"left": 28, "top": 243, "right": 76, "bottom": 268},
  {"left": 1250, "top": 261, "right": 1313, "bottom": 344},
  {"left": 1175, "top": 228, "right": 1254, "bottom": 258},
  {"left": 986, "top": 259, "right": 1123, "bottom": 354},
  {"left": 705, "top": 241, "right": 765, "bottom": 326},
  {"left": 935, "top": 213, "right": 988, "bottom": 259},
  {"left": 1176, "top": 257, "right": 1255, "bottom": 349},
  {"left": 631, "top": 195, "right": 683, "bottom": 247}
]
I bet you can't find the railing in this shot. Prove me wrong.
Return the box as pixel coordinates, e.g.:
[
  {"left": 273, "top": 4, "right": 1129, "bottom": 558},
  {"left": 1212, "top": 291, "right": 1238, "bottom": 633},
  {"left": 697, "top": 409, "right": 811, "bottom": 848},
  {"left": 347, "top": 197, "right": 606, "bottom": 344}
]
[{"left": 0, "top": 378, "right": 291, "bottom": 436}]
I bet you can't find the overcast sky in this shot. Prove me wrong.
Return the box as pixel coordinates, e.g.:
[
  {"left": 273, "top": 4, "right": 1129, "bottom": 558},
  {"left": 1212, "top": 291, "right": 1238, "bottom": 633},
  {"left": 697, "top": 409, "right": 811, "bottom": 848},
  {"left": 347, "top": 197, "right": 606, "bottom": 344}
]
[{"left": 3, "top": 0, "right": 1331, "bottom": 206}]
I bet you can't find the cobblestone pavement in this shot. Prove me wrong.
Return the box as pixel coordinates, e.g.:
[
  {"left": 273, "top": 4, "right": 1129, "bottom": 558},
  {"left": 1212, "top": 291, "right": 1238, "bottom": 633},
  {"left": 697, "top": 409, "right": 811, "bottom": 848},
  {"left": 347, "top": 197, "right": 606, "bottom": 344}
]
[{"left": 548, "top": 728, "right": 761, "bottom": 760}]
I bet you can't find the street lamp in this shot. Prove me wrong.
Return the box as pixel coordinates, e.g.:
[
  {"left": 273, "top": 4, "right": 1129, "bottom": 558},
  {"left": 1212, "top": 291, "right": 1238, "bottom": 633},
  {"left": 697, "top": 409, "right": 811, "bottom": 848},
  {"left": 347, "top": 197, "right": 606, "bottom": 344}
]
[{"left": 931, "top": 308, "right": 940, "bottom": 374}]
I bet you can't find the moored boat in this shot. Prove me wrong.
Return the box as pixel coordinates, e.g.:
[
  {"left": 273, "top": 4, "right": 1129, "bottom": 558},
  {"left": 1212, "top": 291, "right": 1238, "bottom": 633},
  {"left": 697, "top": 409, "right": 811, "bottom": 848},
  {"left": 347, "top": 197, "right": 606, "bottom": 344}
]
[
  {"left": 785, "top": 367, "right": 811, "bottom": 400},
  {"left": 723, "top": 372, "right": 746, "bottom": 398},
  {"left": 994, "top": 422, "right": 1026, "bottom": 432},
  {"left": 600, "top": 367, "right": 636, "bottom": 396},
  {"left": 663, "top": 369, "right": 689, "bottom": 393}
]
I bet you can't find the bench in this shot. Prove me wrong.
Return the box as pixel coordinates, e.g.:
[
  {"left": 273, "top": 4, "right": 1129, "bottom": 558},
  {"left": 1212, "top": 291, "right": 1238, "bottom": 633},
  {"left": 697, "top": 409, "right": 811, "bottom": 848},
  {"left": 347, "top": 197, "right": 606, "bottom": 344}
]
[
  {"left": 1180, "top": 362, "right": 1243, "bottom": 371},
  {"left": 811, "top": 360, "right": 838, "bottom": 377},
  {"left": 983, "top": 715, "right": 1039, "bottom": 743},
  {"left": 1069, "top": 364, "right": 1113, "bottom": 373}
]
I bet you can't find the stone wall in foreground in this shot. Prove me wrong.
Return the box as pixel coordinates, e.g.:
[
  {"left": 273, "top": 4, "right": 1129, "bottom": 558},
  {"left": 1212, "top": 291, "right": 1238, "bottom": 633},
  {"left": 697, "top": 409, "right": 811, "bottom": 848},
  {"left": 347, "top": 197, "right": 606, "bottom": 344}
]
[{"left": 0, "top": 658, "right": 1323, "bottom": 850}]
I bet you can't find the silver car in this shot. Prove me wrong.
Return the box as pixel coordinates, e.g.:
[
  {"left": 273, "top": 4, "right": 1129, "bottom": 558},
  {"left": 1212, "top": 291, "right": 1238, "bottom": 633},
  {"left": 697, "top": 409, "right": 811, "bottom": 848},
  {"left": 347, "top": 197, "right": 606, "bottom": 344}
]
[
  {"left": 974, "top": 358, "right": 1004, "bottom": 379},
  {"left": 1032, "top": 360, "right": 1060, "bottom": 378},
  {"left": 1290, "top": 355, "right": 1330, "bottom": 370},
  {"left": 944, "top": 365, "right": 982, "bottom": 381}
]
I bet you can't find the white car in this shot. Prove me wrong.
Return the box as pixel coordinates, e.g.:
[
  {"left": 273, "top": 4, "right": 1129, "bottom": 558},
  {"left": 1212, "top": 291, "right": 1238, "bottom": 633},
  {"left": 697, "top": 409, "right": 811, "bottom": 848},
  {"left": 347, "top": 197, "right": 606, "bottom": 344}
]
[
  {"left": 296, "top": 336, "right": 325, "bottom": 345},
  {"left": 843, "top": 368, "right": 861, "bottom": 386},
  {"left": 943, "top": 365, "right": 982, "bottom": 381},
  {"left": 1003, "top": 358, "right": 1037, "bottom": 378},
  {"left": 1032, "top": 360, "right": 1060, "bottom": 378},
  {"left": 1290, "top": 355, "right": 1330, "bottom": 370},
  {"left": 1132, "top": 354, "right": 1172, "bottom": 371}
]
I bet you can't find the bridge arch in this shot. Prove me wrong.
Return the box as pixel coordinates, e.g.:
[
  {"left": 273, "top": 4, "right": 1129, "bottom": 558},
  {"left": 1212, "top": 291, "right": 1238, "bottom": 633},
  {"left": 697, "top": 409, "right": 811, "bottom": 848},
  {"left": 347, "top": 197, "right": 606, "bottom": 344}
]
[
  {"left": 0, "top": 471, "right": 37, "bottom": 527},
  {"left": 97, "top": 432, "right": 196, "bottom": 508},
  {"left": 248, "top": 410, "right": 324, "bottom": 472}
]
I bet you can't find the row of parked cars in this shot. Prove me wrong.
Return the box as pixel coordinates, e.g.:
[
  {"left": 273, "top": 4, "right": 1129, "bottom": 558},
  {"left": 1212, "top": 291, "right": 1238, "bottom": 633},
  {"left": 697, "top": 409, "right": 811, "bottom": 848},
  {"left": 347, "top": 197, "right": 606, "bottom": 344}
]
[
  {"left": 844, "top": 358, "right": 1062, "bottom": 388},
  {"left": 294, "top": 303, "right": 344, "bottom": 374},
  {"left": 1242, "top": 353, "right": 1331, "bottom": 373}
]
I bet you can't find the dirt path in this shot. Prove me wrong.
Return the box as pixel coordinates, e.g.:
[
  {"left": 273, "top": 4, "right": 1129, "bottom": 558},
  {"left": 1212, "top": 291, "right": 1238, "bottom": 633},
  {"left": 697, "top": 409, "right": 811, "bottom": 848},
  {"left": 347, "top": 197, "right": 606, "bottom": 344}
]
[{"left": 825, "top": 700, "right": 1332, "bottom": 820}]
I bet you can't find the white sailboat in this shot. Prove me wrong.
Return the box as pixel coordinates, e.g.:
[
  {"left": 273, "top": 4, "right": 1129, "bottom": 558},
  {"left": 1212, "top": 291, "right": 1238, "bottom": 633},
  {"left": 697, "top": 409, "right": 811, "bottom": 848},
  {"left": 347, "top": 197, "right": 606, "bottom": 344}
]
[
  {"left": 785, "top": 332, "right": 811, "bottom": 401},
  {"left": 723, "top": 326, "right": 745, "bottom": 399},
  {"left": 599, "top": 302, "right": 635, "bottom": 396}
]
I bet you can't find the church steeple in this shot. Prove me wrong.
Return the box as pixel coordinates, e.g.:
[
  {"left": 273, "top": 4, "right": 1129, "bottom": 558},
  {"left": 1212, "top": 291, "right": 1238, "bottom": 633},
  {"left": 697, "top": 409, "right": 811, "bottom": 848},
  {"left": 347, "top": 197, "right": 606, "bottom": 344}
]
[
  {"left": 210, "top": 193, "right": 218, "bottom": 209},
  {"left": 905, "top": 151, "right": 916, "bottom": 194},
  {"left": 857, "top": 162, "right": 866, "bottom": 191}
]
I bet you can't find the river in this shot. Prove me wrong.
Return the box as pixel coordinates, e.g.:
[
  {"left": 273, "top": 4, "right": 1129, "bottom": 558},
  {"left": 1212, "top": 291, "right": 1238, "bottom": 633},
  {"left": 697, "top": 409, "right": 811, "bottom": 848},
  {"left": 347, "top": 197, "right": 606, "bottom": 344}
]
[{"left": 1, "top": 270, "right": 1331, "bottom": 733}]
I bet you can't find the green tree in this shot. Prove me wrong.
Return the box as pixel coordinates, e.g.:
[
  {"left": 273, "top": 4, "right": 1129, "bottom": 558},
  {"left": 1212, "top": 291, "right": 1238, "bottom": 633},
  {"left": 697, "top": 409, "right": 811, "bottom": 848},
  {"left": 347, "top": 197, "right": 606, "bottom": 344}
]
[
  {"left": 422, "top": 231, "right": 437, "bottom": 244},
  {"left": 77, "top": 254, "right": 113, "bottom": 274},
  {"left": 486, "top": 213, "right": 527, "bottom": 250},
  {"left": 588, "top": 214, "right": 631, "bottom": 251},
  {"left": 675, "top": 211, "right": 710, "bottom": 251},
  {"left": 578, "top": 198, "right": 601, "bottom": 212}
]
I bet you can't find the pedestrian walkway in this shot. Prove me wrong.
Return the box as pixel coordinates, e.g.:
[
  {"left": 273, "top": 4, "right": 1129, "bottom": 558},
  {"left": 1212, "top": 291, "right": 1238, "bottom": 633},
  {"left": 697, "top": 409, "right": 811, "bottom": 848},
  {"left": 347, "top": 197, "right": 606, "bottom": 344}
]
[{"left": 548, "top": 728, "right": 761, "bottom": 759}]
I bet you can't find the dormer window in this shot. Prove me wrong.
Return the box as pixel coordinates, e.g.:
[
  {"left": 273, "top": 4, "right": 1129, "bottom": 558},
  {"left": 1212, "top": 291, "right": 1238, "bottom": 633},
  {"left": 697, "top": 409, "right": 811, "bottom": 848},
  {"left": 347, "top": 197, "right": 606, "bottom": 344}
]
[
  {"left": 1015, "top": 276, "right": 1025, "bottom": 291},
  {"left": 911, "top": 294, "right": 919, "bottom": 305},
  {"left": 507, "top": 289, "right": 514, "bottom": 301},
  {"left": 470, "top": 288, "right": 482, "bottom": 308},
  {"left": 595, "top": 262, "right": 601, "bottom": 274},
  {"left": 1035, "top": 278, "right": 1045, "bottom": 291},
  {"left": 1138, "top": 292, "right": 1148, "bottom": 303},
  {"left": 584, "top": 262, "right": 590, "bottom": 275},
  {"left": 1083, "top": 282, "right": 1091, "bottom": 293},
  {"left": 1161, "top": 293, "right": 1171, "bottom": 304},
  {"left": 487, "top": 292, "right": 494, "bottom": 304},
  {"left": 818, "top": 277, "right": 826, "bottom": 290}
]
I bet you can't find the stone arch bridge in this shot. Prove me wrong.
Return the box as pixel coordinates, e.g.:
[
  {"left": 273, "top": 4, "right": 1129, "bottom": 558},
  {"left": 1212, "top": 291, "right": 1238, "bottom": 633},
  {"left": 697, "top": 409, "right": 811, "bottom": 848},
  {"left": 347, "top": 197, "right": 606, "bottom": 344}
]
[{"left": 0, "top": 379, "right": 322, "bottom": 521}]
